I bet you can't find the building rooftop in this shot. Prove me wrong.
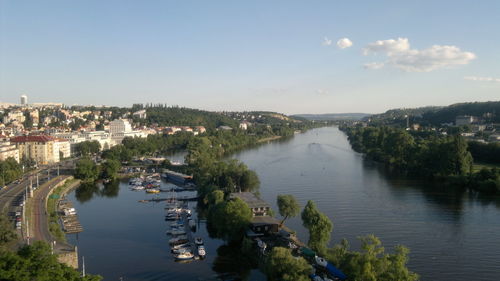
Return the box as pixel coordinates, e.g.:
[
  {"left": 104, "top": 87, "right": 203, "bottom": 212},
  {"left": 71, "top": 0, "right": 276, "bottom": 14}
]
[
  {"left": 230, "top": 192, "right": 270, "bottom": 209},
  {"left": 10, "top": 135, "right": 56, "bottom": 143}
]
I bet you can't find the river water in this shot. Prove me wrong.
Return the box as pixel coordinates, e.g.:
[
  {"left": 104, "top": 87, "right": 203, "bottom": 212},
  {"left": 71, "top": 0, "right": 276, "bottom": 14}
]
[{"left": 67, "top": 127, "right": 500, "bottom": 280}]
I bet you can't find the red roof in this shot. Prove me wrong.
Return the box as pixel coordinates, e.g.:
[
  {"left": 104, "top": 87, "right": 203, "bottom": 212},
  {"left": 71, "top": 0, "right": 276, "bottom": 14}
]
[{"left": 10, "top": 135, "right": 56, "bottom": 143}]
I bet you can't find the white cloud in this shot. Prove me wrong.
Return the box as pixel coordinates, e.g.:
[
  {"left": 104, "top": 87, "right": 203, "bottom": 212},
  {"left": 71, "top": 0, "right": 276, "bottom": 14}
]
[
  {"left": 322, "top": 37, "right": 332, "bottom": 46},
  {"left": 363, "top": 37, "right": 476, "bottom": 72},
  {"left": 364, "top": 62, "right": 385, "bottom": 70},
  {"left": 363, "top": 38, "right": 410, "bottom": 56},
  {"left": 464, "top": 76, "right": 500, "bottom": 82},
  {"left": 337, "top": 38, "right": 353, "bottom": 49}
]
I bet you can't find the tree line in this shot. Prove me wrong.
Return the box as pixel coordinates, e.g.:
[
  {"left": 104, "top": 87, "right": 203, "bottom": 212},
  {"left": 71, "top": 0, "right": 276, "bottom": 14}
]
[
  {"left": 0, "top": 158, "right": 23, "bottom": 187},
  {"left": 342, "top": 125, "right": 500, "bottom": 194}
]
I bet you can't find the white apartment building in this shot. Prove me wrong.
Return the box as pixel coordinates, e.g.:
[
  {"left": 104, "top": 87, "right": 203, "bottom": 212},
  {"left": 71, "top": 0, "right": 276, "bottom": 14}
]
[
  {"left": 0, "top": 139, "right": 20, "bottom": 162},
  {"left": 10, "top": 135, "right": 69, "bottom": 164}
]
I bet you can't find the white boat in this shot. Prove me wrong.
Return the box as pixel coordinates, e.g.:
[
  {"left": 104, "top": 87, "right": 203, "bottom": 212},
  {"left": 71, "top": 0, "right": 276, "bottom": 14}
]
[
  {"left": 172, "top": 247, "right": 191, "bottom": 254},
  {"left": 131, "top": 185, "right": 144, "bottom": 190},
  {"left": 171, "top": 242, "right": 191, "bottom": 250},
  {"left": 169, "top": 222, "right": 184, "bottom": 228},
  {"left": 197, "top": 245, "right": 206, "bottom": 257},
  {"left": 169, "top": 236, "right": 188, "bottom": 244},
  {"left": 175, "top": 252, "right": 194, "bottom": 260},
  {"left": 188, "top": 219, "right": 196, "bottom": 229},
  {"left": 194, "top": 237, "right": 203, "bottom": 245},
  {"left": 315, "top": 256, "right": 328, "bottom": 267}
]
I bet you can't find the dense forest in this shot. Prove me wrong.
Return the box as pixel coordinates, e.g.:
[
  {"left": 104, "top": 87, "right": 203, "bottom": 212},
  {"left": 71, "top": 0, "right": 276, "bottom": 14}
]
[{"left": 341, "top": 125, "right": 500, "bottom": 194}]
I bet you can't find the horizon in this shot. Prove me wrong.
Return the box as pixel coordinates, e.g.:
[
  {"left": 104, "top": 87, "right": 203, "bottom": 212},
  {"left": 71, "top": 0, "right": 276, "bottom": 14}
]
[{"left": 1, "top": 1, "right": 499, "bottom": 114}]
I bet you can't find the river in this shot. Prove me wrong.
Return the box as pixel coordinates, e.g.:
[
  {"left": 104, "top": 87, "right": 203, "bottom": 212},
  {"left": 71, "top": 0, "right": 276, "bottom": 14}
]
[{"left": 67, "top": 127, "right": 500, "bottom": 280}]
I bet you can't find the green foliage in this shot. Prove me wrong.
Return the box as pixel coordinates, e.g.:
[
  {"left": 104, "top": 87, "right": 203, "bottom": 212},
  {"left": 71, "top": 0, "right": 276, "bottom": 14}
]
[
  {"left": 342, "top": 125, "right": 500, "bottom": 193},
  {"left": 74, "top": 158, "right": 99, "bottom": 182},
  {"left": 74, "top": 141, "right": 101, "bottom": 157},
  {"left": 208, "top": 198, "right": 252, "bottom": 242},
  {"left": 0, "top": 215, "right": 17, "bottom": 247},
  {"left": 265, "top": 247, "right": 312, "bottom": 281},
  {"left": 145, "top": 106, "right": 239, "bottom": 130},
  {"left": 0, "top": 241, "right": 101, "bottom": 281},
  {"left": 468, "top": 141, "right": 500, "bottom": 165},
  {"left": 0, "top": 158, "right": 23, "bottom": 187},
  {"left": 301, "top": 200, "right": 333, "bottom": 255},
  {"left": 277, "top": 194, "right": 300, "bottom": 226},
  {"left": 326, "top": 235, "right": 419, "bottom": 281},
  {"left": 100, "top": 159, "right": 121, "bottom": 180}
]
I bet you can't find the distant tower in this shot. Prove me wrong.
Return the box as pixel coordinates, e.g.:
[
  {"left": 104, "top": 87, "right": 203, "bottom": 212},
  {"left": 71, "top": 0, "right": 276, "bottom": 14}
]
[{"left": 20, "top": 95, "right": 28, "bottom": 105}]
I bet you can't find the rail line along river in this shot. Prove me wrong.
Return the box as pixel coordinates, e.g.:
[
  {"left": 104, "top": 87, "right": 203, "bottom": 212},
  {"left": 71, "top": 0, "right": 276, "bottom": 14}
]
[{"left": 67, "top": 126, "right": 500, "bottom": 280}]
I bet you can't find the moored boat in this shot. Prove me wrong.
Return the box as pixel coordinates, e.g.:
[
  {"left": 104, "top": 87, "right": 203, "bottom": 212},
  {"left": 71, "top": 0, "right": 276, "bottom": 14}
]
[
  {"left": 174, "top": 252, "right": 194, "bottom": 260},
  {"left": 197, "top": 245, "right": 206, "bottom": 257},
  {"left": 194, "top": 237, "right": 203, "bottom": 245},
  {"left": 146, "top": 189, "right": 160, "bottom": 194}
]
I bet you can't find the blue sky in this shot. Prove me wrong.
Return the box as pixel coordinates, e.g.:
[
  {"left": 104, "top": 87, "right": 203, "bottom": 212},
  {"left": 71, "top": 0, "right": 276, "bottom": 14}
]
[{"left": 1, "top": 0, "right": 499, "bottom": 114}]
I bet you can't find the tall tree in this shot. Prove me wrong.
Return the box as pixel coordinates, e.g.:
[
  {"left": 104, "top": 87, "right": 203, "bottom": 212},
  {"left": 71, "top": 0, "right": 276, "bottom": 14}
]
[
  {"left": 265, "top": 247, "right": 312, "bottom": 281},
  {"left": 277, "top": 194, "right": 300, "bottom": 226},
  {"left": 74, "top": 158, "right": 99, "bottom": 182},
  {"left": 301, "top": 200, "right": 333, "bottom": 255},
  {"left": 208, "top": 197, "right": 252, "bottom": 242},
  {"left": 327, "top": 235, "right": 419, "bottom": 281}
]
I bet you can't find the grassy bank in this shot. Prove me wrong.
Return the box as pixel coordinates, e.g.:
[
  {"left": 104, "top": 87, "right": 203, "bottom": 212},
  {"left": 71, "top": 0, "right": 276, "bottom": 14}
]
[{"left": 46, "top": 178, "right": 79, "bottom": 242}]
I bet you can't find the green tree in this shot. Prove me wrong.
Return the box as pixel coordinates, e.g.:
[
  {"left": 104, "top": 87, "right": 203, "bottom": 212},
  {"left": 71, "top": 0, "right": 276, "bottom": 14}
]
[
  {"left": 0, "top": 241, "right": 102, "bottom": 281},
  {"left": 74, "top": 158, "right": 99, "bottom": 182},
  {"left": 75, "top": 141, "right": 101, "bottom": 157},
  {"left": 301, "top": 200, "right": 333, "bottom": 255},
  {"left": 208, "top": 197, "right": 252, "bottom": 242},
  {"left": 0, "top": 215, "right": 17, "bottom": 247},
  {"left": 277, "top": 194, "right": 300, "bottom": 226},
  {"left": 326, "top": 235, "right": 418, "bottom": 281},
  {"left": 265, "top": 247, "right": 312, "bottom": 281},
  {"left": 100, "top": 159, "right": 121, "bottom": 180}
]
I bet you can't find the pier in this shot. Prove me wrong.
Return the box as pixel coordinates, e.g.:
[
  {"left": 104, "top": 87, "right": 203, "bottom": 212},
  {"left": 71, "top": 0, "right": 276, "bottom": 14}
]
[{"left": 58, "top": 199, "right": 83, "bottom": 234}]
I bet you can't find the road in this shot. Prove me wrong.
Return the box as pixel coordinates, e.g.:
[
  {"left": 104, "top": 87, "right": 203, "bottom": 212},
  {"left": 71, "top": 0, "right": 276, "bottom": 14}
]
[{"left": 0, "top": 159, "right": 76, "bottom": 250}]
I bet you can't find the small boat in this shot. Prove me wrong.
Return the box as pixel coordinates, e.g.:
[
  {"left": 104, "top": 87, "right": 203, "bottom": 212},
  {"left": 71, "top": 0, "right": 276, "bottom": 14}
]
[
  {"left": 197, "top": 245, "right": 206, "bottom": 257},
  {"left": 169, "top": 236, "right": 189, "bottom": 245},
  {"left": 172, "top": 247, "right": 191, "bottom": 254},
  {"left": 167, "top": 229, "right": 186, "bottom": 236},
  {"left": 170, "top": 222, "right": 184, "bottom": 228},
  {"left": 175, "top": 252, "right": 194, "bottom": 260},
  {"left": 194, "top": 237, "right": 203, "bottom": 245},
  {"left": 171, "top": 242, "right": 191, "bottom": 250},
  {"left": 131, "top": 186, "right": 144, "bottom": 190},
  {"left": 146, "top": 189, "right": 160, "bottom": 194},
  {"left": 315, "top": 256, "right": 328, "bottom": 267}
]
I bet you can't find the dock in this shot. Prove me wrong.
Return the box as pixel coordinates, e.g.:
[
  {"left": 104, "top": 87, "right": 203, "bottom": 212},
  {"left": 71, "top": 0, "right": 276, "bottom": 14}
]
[
  {"left": 139, "top": 196, "right": 199, "bottom": 203},
  {"left": 58, "top": 199, "right": 83, "bottom": 234}
]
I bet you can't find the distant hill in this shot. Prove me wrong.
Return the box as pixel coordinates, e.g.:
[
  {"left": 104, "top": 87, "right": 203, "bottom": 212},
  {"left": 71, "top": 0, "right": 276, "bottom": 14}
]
[
  {"left": 368, "top": 101, "right": 500, "bottom": 125},
  {"left": 292, "top": 113, "right": 371, "bottom": 121}
]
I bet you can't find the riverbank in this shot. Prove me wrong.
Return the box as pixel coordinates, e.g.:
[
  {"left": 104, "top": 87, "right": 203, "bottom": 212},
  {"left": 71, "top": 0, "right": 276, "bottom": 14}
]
[{"left": 257, "top": 135, "right": 282, "bottom": 143}]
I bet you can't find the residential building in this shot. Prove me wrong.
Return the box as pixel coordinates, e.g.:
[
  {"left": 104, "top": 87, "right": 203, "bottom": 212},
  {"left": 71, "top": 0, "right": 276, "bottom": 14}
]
[
  {"left": 3, "top": 110, "right": 25, "bottom": 124},
  {"left": 455, "top": 115, "right": 476, "bottom": 126},
  {"left": 230, "top": 192, "right": 271, "bottom": 217},
  {"left": 109, "top": 119, "right": 148, "bottom": 144},
  {"left": 20, "top": 95, "right": 28, "bottom": 105},
  {"left": 10, "top": 135, "right": 67, "bottom": 164},
  {"left": 109, "top": 119, "right": 132, "bottom": 134},
  {"left": 0, "top": 139, "right": 20, "bottom": 162}
]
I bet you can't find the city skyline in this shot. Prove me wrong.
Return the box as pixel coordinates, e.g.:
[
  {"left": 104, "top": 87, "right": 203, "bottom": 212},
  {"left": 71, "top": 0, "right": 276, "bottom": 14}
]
[{"left": 1, "top": 0, "right": 499, "bottom": 114}]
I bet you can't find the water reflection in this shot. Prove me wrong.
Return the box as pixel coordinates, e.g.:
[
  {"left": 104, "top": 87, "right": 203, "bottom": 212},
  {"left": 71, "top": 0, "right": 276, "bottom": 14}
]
[{"left": 75, "top": 180, "right": 121, "bottom": 203}]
